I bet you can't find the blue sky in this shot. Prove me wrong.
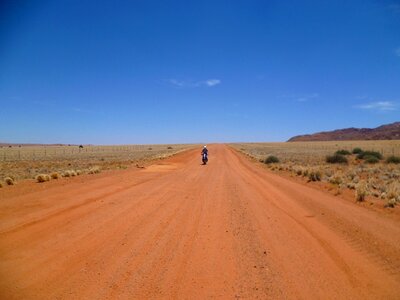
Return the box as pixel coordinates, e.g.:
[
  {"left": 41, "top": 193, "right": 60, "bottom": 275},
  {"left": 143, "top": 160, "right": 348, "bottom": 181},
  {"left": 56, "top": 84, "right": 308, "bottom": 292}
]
[{"left": 0, "top": 0, "right": 399, "bottom": 144}]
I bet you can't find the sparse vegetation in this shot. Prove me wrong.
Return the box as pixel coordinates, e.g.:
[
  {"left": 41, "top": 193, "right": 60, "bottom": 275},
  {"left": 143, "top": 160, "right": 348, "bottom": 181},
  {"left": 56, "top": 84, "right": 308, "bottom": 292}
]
[
  {"left": 231, "top": 140, "right": 400, "bottom": 207},
  {"left": 0, "top": 181, "right": 3, "bottom": 188},
  {"left": 386, "top": 156, "right": 400, "bottom": 164},
  {"left": 36, "top": 174, "right": 50, "bottom": 183},
  {"left": 326, "top": 154, "right": 348, "bottom": 164},
  {"left": 0, "top": 144, "right": 195, "bottom": 181},
  {"left": 264, "top": 155, "right": 280, "bottom": 164}
]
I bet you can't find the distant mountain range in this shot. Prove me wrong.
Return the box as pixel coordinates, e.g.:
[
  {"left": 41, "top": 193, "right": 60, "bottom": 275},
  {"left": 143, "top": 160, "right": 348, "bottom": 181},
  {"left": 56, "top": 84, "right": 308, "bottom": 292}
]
[{"left": 288, "top": 122, "right": 400, "bottom": 142}]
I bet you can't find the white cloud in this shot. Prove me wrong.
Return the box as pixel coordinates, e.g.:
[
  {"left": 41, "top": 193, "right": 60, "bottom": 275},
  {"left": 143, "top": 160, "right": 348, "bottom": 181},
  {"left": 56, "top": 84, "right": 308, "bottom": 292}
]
[
  {"left": 167, "top": 78, "right": 221, "bottom": 88},
  {"left": 296, "top": 93, "right": 319, "bottom": 102},
  {"left": 205, "top": 79, "right": 221, "bottom": 87},
  {"left": 279, "top": 92, "right": 319, "bottom": 102},
  {"left": 168, "top": 79, "right": 187, "bottom": 87},
  {"left": 356, "top": 101, "right": 397, "bottom": 112}
]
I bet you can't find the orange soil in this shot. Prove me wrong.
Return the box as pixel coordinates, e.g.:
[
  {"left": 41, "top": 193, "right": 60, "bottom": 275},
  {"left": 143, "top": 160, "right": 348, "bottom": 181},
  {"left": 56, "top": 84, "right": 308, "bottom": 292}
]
[{"left": 0, "top": 145, "right": 399, "bottom": 299}]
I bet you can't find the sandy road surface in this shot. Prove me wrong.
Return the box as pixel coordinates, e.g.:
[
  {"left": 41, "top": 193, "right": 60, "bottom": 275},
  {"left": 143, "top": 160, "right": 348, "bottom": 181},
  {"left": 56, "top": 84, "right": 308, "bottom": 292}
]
[{"left": 0, "top": 145, "right": 399, "bottom": 299}]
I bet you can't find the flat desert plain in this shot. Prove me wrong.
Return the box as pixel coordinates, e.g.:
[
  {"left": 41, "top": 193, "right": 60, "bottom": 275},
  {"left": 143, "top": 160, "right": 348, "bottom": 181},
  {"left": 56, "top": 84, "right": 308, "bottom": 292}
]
[{"left": 0, "top": 144, "right": 399, "bottom": 299}]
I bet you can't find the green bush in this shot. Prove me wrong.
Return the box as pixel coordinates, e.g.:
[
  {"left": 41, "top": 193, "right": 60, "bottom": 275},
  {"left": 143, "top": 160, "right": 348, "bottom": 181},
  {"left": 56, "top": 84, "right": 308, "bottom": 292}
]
[
  {"left": 386, "top": 156, "right": 400, "bottom": 164},
  {"left": 264, "top": 155, "right": 279, "bottom": 164},
  {"left": 364, "top": 155, "right": 379, "bottom": 164},
  {"left": 356, "top": 151, "right": 382, "bottom": 160},
  {"left": 352, "top": 147, "right": 363, "bottom": 154},
  {"left": 335, "top": 149, "right": 351, "bottom": 155},
  {"left": 326, "top": 154, "right": 348, "bottom": 164}
]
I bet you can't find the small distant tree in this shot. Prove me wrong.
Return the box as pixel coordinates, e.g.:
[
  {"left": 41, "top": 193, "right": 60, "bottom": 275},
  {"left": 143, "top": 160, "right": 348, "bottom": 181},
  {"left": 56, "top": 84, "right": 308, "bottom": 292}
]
[
  {"left": 326, "top": 154, "right": 348, "bottom": 164},
  {"left": 352, "top": 147, "right": 363, "bottom": 154},
  {"left": 335, "top": 149, "right": 351, "bottom": 155},
  {"left": 79, "top": 145, "right": 84, "bottom": 149},
  {"left": 264, "top": 155, "right": 279, "bottom": 164},
  {"left": 386, "top": 156, "right": 400, "bottom": 164},
  {"left": 356, "top": 151, "right": 382, "bottom": 160},
  {"left": 364, "top": 155, "right": 379, "bottom": 164}
]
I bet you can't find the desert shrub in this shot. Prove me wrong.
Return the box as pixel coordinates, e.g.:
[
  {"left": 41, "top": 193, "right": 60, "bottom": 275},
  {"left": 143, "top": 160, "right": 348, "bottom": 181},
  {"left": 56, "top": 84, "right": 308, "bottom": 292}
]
[
  {"left": 355, "top": 181, "right": 368, "bottom": 202},
  {"left": 63, "top": 170, "right": 74, "bottom": 177},
  {"left": 88, "top": 166, "right": 101, "bottom": 174},
  {"left": 50, "top": 172, "right": 60, "bottom": 179},
  {"left": 386, "top": 156, "right": 400, "bottom": 164},
  {"left": 324, "top": 169, "right": 334, "bottom": 177},
  {"left": 293, "top": 166, "right": 304, "bottom": 176},
  {"left": 356, "top": 151, "right": 382, "bottom": 160},
  {"left": 347, "top": 183, "right": 356, "bottom": 190},
  {"left": 364, "top": 155, "right": 379, "bottom": 164},
  {"left": 352, "top": 147, "right": 363, "bottom": 154},
  {"left": 36, "top": 174, "right": 50, "bottom": 183},
  {"left": 76, "top": 170, "right": 83, "bottom": 175},
  {"left": 385, "top": 198, "right": 397, "bottom": 208},
  {"left": 308, "top": 169, "right": 322, "bottom": 182},
  {"left": 167, "top": 146, "right": 173, "bottom": 149},
  {"left": 386, "top": 182, "right": 400, "bottom": 202},
  {"left": 326, "top": 154, "right": 348, "bottom": 164},
  {"left": 329, "top": 172, "right": 343, "bottom": 185},
  {"left": 4, "top": 177, "right": 15, "bottom": 185},
  {"left": 335, "top": 149, "right": 351, "bottom": 155},
  {"left": 264, "top": 155, "right": 279, "bottom": 164}
]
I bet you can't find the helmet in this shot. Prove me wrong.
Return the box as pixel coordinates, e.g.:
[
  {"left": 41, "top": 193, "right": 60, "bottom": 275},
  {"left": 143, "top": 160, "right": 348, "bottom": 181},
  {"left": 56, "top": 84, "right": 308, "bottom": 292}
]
[{"left": 204, "top": 145, "right": 207, "bottom": 148}]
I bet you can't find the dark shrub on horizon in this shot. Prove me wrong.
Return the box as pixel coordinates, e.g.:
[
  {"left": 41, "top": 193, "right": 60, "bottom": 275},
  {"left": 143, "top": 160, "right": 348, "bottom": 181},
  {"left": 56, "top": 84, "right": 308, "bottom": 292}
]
[
  {"left": 335, "top": 149, "right": 351, "bottom": 155},
  {"left": 364, "top": 155, "right": 379, "bottom": 164},
  {"left": 386, "top": 156, "right": 400, "bottom": 164},
  {"left": 264, "top": 155, "right": 279, "bottom": 164},
  {"left": 326, "top": 154, "right": 348, "bottom": 164},
  {"left": 352, "top": 147, "right": 363, "bottom": 154},
  {"left": 356, "top": 150, "right": 382, "bottom": 160}
]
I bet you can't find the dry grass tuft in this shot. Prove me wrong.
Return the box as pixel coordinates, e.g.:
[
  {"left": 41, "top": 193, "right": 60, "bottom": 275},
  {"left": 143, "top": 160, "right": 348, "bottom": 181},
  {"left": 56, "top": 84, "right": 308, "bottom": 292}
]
[
  {"left": 36, "top": 174, "right": 50, "bottom": 183},
  {"left": 355, "top": 181, "right": 368, "bottom": 202},
  {"left": 329, "top": 172, "right": 343, "bottom": 185},
  {"left": 307, "top": 168, "right": 322, "bottom": 182},
  {"left": 88, "top": 166, "right": 101, "bottom": 174},
  {"left": 385, "top": 182, "right": 400, "bottom": 206},
  {"left": 50, "top": 172, "right": 60, "bottom": 179},
  {"left": 4, "top": 177, "right": 15, "bottom": 185},
  {"left": 0, "top": 181, "right": 3, "bottom": 188},
  {"left": 63, "top": 170, "right": 76, "bottom": 177}
]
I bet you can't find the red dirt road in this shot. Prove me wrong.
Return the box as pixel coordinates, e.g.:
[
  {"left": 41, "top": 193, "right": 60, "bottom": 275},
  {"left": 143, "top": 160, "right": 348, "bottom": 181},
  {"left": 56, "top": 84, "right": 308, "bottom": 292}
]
[{"left": 0, "top": 145, "right": 399, "bottom": 299}]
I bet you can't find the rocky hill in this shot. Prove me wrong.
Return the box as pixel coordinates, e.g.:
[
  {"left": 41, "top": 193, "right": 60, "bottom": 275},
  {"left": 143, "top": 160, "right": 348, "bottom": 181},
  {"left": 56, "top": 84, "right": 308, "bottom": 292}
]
[{"left": 288, "top": 122, "right": 400, "bottom": 142}]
